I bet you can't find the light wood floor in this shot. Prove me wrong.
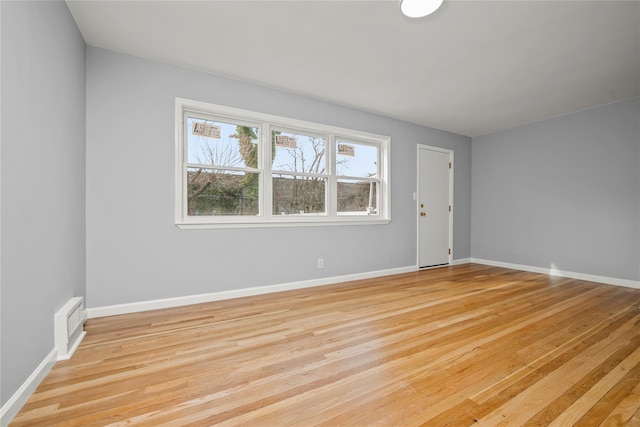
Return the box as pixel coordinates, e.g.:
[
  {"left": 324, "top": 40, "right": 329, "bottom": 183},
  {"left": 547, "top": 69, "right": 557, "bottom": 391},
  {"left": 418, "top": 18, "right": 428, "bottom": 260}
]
[{"left": 11, "top": 264, "right": 640, "bottom": 426}]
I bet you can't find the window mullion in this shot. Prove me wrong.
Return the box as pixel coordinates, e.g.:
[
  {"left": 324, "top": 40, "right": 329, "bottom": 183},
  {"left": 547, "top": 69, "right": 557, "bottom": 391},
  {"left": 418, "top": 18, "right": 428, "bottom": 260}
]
[
  {"left": 262, "top": 123, "right": 272, "bottom": 220},
  {"left": 178, "top": 112, "right": 189, "bottom": 223},
  {"left": 327, "top": 135, "right": 336, "bottom": 220}
]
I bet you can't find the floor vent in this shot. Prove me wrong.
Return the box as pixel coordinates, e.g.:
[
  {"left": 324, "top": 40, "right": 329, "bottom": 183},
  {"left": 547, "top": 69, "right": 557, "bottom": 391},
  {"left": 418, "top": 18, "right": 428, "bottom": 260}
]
[{"left": 55, "top": 297, "right": 87, "bottom": 360}]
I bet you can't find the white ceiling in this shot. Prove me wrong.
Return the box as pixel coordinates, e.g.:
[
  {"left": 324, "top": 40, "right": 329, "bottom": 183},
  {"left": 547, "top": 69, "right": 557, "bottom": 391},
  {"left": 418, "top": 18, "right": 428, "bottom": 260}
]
[{"left": 66, "top": 0, "right": 640, "bottom": 137}]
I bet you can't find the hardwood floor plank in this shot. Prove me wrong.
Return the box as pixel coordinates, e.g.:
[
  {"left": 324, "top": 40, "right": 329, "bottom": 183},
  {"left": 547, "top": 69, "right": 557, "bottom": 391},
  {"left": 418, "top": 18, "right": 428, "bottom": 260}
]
[
  {"left": 10, "top": 264, "right": 640, "bottom": 426},
  {"left": 574, "top": 358, "right": 640, "bottom": 426},
  {"left": 599, "top": 378, "right": 640, "bottom": 426},
  {"left": 545, "top": 346, "right": 640, "bottom": 426},
  {"left": 627, "top": 408, "right": 640, "bottom": 427},
  {"left": 469, "top": 304, "right": 640, "bottom": 410},
  {"left": 524, "top": 336, "right": 640, "bottom": 426},
  {"left": 474, "top": 314, "right": 640, "bottom": 426}
]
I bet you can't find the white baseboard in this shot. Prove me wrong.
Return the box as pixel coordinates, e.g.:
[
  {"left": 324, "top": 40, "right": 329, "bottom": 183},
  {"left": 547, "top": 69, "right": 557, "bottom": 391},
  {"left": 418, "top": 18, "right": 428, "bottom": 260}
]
[
  {"left": 87, "top": 265, "right": 418, "bottom": 319},
  {"left": 86, "top": 258, "right": 639, "bottom": 319},
  {"left": 0, "top": 348, "right": 57, "bottom": 427},
  {"left": 470, "top": 258, "right": 640, "bottom": 289}
]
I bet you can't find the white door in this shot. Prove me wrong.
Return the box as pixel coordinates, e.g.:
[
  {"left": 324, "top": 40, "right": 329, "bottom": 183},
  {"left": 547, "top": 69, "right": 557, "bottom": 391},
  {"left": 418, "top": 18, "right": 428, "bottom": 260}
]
[{"left": 418, "top": 145, "right": 452, "bottom": 268}]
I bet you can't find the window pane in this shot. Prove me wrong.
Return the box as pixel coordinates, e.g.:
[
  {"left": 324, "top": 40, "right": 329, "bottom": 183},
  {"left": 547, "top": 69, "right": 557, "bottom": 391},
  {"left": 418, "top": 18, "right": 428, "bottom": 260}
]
[
  {"left": 272, "top": 131, "right": 326, "bottom": 174},
  {"left": 187, "top": 117, "right": 259, "bottom": 169},
  {"left": 336, "top": 141, "right": 378, "bottom": 178},
  {"left": 337, "top": 179, "right": 377, "bottom": 215},
  {"left": 187, "top": 167, "right": 259, "bottom": 216},
  {"left": 272, "top": 175, "right": 326, "bottom": 215}
]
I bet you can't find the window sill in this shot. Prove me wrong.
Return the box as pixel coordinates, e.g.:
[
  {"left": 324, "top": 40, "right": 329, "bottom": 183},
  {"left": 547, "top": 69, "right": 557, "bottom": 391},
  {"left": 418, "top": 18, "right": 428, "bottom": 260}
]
[{"left": 176, "top": 218, "right": 391, "bottom": 229}]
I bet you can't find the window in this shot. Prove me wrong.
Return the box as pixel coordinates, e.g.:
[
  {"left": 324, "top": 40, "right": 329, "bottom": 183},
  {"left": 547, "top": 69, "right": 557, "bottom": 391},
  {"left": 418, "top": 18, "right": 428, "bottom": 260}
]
[
  {"left": 272, "top": 129, "right": 327, "bottom": 216},
  {"left": 176, "top": 98, "right": 390, "bottom": 228},
  {"left": 184, "top": 115, "right": 261, "bottom": 217},
  {"left": 336, "top": 140, "right": 379, "bottom": 216}
]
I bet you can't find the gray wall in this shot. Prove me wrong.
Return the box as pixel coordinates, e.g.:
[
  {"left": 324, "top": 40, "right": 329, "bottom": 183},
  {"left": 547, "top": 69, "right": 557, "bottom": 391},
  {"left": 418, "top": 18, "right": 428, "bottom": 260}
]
[
  {"left": 1, "top": 1, "right": 86, "bottom": 407},
  {"left": 85, "top": 47, "right": 471, "bottom": 308},
  {"left": 471, "top": 98, "right": 640, "bottom": 281}
]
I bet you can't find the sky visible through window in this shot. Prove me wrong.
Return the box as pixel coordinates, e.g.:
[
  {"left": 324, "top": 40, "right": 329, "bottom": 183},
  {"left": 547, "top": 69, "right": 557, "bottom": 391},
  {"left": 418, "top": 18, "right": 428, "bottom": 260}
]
[
  {"left": 187, "top": 118, "right": 257, "bottom": 168},
  {"left": 187, "top": 117, "right": 378, "bottom": 177},
  {"left": 336, "top": 141, "right": 378, "bottom": 178}
]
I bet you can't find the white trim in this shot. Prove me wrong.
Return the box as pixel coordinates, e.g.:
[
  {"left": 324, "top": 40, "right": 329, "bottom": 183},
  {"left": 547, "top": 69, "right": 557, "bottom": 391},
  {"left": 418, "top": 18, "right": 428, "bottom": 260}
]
[
  {"left": 452, "top": 258, "right": 471, "bottom": 265},
  {"left": 0, "top": 348, "right": 57, "bottom": 427},
  {"left": 471, "top": 258, "right": 640, "bottom": 289},
  {"left": 177, "top": 218, "right": 391, "bottom": 229},
  {"left": 87, "top": 265, "right": 418, "bottom": 319}
]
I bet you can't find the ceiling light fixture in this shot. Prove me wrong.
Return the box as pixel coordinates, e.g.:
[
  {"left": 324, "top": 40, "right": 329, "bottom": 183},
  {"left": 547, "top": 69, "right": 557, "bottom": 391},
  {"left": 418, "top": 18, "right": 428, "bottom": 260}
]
[{"left": 400, "top": 0, "right": 443, "bottom": 18}]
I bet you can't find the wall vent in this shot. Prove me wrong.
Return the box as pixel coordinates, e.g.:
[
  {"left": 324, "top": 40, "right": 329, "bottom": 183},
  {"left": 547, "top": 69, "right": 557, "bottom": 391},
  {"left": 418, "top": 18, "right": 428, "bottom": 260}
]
[{"left": 55, "top": 297, "right": 87, "bottom": 360}]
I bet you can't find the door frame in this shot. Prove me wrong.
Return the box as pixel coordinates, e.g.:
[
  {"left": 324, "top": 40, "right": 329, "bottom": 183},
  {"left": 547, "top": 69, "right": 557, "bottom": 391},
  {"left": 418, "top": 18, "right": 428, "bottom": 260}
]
[{"left": 416, "top": 144, "right": 454, "bottom": 268}]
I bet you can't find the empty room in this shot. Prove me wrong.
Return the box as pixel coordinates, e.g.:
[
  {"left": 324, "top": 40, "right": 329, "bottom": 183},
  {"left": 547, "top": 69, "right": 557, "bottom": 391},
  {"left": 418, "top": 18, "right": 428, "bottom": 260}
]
[{"left": 1, "top": 0, "right": 639, "bottom": 425}]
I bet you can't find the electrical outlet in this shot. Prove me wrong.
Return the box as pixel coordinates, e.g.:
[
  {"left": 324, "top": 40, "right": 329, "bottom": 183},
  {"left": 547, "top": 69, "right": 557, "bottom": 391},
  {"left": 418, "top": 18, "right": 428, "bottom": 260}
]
[{"left": 317, "top": 258, "right": 324, "bottom": 269}]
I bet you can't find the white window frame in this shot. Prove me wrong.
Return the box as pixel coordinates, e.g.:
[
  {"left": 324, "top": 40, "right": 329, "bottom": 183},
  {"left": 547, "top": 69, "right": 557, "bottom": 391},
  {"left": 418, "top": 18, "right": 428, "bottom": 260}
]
[
  {"left": 334, "top": 138, "right": 382, "bottom": 217},
  {"left": 270, "top": 125, "right": 330, "bottom": 219},
  {"left": 175, "top": 98, "right": 391, "bottom": 228}
]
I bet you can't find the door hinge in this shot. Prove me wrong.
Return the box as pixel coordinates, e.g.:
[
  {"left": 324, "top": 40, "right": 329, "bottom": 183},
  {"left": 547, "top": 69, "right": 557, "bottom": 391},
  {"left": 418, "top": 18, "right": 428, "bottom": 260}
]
[
  {"left": 448, "top": 248, "right": 451, "bottom": 255},
  {"left": 449, "top": 162, "right": 452, "bottom": 169},
  {"left": 449, "top": 205, "right": 452, "bottom": 212}
]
